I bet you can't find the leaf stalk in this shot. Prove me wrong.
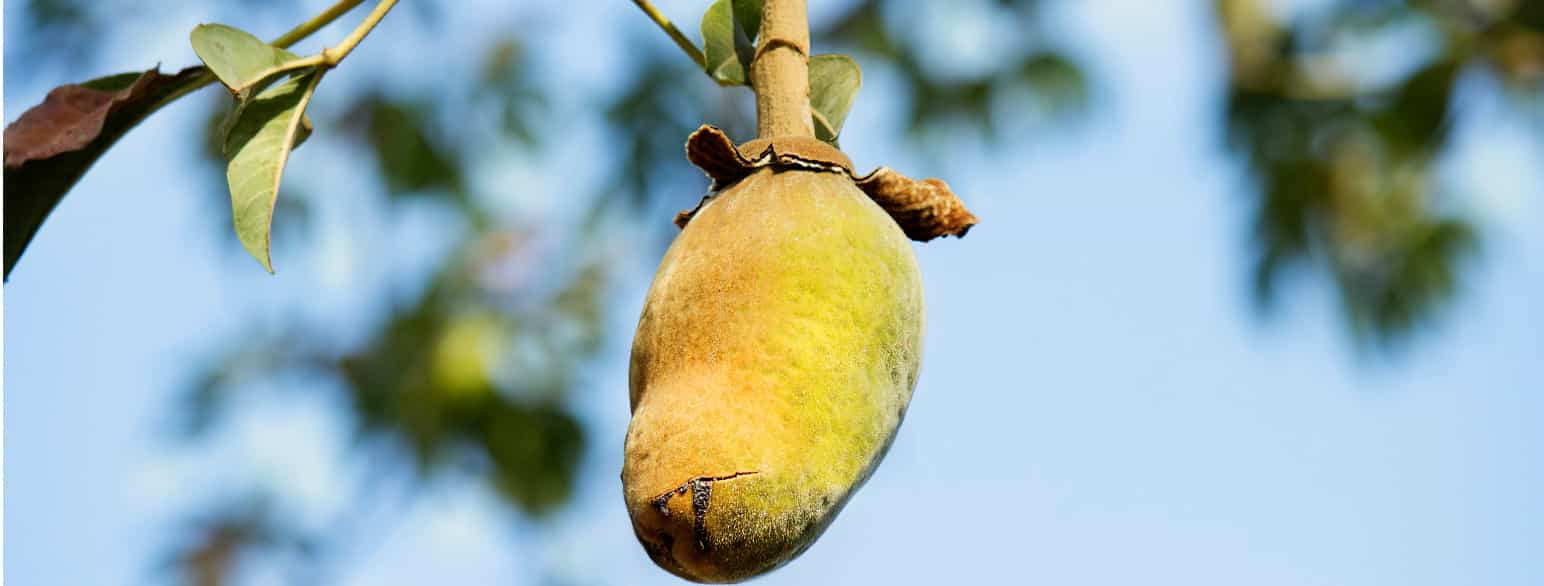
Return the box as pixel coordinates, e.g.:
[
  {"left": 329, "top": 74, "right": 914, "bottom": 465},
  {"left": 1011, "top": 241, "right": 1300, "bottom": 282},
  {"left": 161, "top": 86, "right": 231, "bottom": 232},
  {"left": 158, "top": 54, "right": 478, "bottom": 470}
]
[
  {"left": 271, "top": 0, "right": 369, "bottom": 50},
  {"left": 630, "top": 0, "right": 708, "bottom": 69},
  {"left": 320, "top": 0, "right": 400, "bottom": 66}
]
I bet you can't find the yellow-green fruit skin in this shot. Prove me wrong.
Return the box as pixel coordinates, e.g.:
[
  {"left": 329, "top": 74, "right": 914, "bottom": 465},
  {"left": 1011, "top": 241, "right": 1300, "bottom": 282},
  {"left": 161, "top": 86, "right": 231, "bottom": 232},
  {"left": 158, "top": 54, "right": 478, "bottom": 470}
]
[{"left": 624, "top": 168, "right": 923, "bottom": 583}]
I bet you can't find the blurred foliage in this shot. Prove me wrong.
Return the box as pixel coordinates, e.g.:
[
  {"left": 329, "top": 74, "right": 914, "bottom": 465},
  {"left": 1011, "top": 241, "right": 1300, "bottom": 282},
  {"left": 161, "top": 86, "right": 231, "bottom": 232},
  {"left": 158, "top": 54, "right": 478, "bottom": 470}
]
[
  {"left": 15, "top": 0, "right": 101, "bottom": 69},
  {"left": 159, "top": 494, "right": 317, "bottom": 586},
  {"left": 479, "top": 38, "right": 547, "bottom": 147},
  {"left": 1216, "top": 0, "right": 1542, "bottom": 345},
  {"left": 8, "top": 0, "right": 1538, "bottom": 583},
  {"left": 170, "top": 16, "right": 614, "bottom": 582},
  {"left": 603, "top": 55, "right": 727, "bottom": 210},
  {"left": 816, "top": 0, "right": 1088, "bottom": 139}
]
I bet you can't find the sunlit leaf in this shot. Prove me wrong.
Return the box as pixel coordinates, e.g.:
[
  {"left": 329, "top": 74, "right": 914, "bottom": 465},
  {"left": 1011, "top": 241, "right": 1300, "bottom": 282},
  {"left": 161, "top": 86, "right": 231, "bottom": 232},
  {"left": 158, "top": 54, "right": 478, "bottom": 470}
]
[
  {"left": 190, "top": 23, "right": 303, "bottom": 98},
  {"left": 700, "top": 0, "right": 751, "bottom": 86},
  {"left": 809, "top": 54, "right": 861, "bottom": 143},
  {"left": 222, "top": 71, "right": 324, "bottom": 272},
  {"left": 2, "top": 66, "right": 209, "bottom": 279}
]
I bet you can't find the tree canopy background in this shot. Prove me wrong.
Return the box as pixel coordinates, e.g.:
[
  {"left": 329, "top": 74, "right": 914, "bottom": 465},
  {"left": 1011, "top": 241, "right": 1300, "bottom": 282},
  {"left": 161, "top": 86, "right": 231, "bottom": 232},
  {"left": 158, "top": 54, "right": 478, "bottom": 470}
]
[{"left": 5, "top": 1, "right": 1541, "bottom": 584}]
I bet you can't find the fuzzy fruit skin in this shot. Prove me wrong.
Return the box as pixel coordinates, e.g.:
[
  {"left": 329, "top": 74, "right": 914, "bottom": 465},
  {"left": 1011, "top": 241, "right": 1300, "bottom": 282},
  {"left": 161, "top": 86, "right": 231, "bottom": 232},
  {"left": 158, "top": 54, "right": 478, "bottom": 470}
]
[{"left": 624, "top": 168, "right": 923, "bottom": 583}]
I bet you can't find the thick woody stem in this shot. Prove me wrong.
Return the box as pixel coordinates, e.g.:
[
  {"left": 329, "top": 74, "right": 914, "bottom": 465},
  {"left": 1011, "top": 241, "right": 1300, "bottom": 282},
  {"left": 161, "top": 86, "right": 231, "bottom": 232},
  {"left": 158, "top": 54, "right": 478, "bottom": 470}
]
[{"left": 751, "top": 0, "right": 813, "bottom": 139}]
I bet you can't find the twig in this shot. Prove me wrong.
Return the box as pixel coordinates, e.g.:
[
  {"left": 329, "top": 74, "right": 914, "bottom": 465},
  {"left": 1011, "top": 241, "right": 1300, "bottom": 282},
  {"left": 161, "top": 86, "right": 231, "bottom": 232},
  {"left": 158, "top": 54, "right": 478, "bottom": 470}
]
[
  {"left": 220, "top": 0, "right": 401, "bottom": 99},
  {"left": 320, "top": 0, "right": 400, "bottom": 66},
  {"left": 630, "top": 0, "right": 707, "bottom": 69},
  {"left": 270, "top": 0, "right": 368, "bottom": 49},
  {"left": 161, "top": 0, "right": 377, "bottom": 107}
]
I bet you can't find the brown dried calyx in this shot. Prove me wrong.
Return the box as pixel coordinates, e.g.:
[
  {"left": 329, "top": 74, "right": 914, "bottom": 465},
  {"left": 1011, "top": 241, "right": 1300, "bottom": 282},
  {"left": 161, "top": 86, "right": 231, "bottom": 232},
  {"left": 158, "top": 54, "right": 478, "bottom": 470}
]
[{"left": 677, "top": 125, "right": 978, "bottom": 242}]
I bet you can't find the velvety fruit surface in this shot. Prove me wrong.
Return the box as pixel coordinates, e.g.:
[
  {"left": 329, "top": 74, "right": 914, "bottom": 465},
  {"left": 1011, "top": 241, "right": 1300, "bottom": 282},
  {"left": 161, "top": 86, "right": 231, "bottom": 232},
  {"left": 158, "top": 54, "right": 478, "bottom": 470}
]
[{"left": 623, "top": 167, "right": 923, "bottom": 583}]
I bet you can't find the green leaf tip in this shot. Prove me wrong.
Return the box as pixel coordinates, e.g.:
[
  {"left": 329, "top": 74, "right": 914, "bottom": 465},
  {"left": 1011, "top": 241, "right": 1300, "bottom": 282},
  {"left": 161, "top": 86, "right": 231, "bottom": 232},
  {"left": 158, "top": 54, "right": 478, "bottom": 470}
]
[
  {"left": 700, "top": 0, "right": 759, "bottom": 86},
  {"left": 222, "top": 71, "right": 324, "bottom": 273},
  {"left": 809, "top": 54, "right": 861, "bottom": 144},
  {"left": 191, "top": 23, "right": 302, "bottom": 98}
]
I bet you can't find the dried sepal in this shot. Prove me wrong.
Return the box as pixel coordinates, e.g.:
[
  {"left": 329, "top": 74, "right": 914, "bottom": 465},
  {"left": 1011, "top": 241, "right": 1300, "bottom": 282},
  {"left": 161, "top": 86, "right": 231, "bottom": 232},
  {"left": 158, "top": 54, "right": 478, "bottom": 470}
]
[
  {"left": 679, "top": 125, "right": 978, "bottom": 240},
  {"left": 853, "top": 168, "right": 977, "bottom": 241}
]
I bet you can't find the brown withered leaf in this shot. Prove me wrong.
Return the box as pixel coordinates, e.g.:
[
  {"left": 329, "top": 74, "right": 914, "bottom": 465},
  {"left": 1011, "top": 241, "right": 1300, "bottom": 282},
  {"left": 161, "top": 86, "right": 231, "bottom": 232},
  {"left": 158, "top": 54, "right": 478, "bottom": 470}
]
[
  {"left": 678, "top": 125, "right": 977, "bottom": 240},
  {"left": 3, "top": 66, "right": 209, "bottom": 279},
  {"left": 851, "top": 168, "right": 976, "bottom": 241}
]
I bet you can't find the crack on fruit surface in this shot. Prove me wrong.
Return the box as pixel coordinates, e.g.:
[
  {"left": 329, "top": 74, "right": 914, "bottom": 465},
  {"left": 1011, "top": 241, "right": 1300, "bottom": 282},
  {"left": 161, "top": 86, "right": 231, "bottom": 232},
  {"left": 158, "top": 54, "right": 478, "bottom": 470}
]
[{"left": 649, "top": 471, "right": 760, "bottom": 552}]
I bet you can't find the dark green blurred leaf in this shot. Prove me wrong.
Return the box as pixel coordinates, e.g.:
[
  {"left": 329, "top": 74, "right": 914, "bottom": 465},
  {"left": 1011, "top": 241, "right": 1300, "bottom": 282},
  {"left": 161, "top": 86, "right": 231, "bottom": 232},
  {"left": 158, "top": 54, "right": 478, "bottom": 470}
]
[
  {"left": 351, "top": 95, "right": 466, "bottom": 202},
  {"left": 15, "top": 0, "right": 101, "bottom": 73},
  {"left": 483, "top": 403, "right": 584, "bottom": 514},
  {"left": 817, "top": 0, "right": 1087, "bottom": 141},
  {"left": 1373, "top": 59, "right": 1458, "bottom": 159},
  {"left": 1215, "top": 0, "right": 1504, "bottom": 346},
  {"left": 478, "top": 38, "right": 548, "bottom": 147},
  {"left": 315, "top": 245, "right": 606, "bottom": 513},
  {"left": 603, "top": 57, "right": 714, "bottom": 209},
  {"left": 1334, "top": 218, "right": 1477, "bottom": 344},
  {"left": 1017, "top": 51, "right": 1088, "bottom": 114}
]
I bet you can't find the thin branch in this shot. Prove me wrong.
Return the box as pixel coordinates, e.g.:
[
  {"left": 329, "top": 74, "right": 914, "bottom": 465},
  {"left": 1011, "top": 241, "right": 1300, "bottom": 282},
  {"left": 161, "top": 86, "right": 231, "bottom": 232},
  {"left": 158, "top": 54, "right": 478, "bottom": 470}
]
[
  {"left": 162, "top": 0, "right": 377, "bottom": 106},
  {"left": 233, "top": 55, "right": 329, "bottom": 95},
  {"left": 320, "top": 0, "right": 400, "bottom": 66},
  {"left": 630, "top": 0, "right": 707, "bottom": 69},
  {"left": 245, "top": 0, "right": 398, "bottom": 93},
  {"left": 270, "top": 0, "right": 368, "bottom": 49}
]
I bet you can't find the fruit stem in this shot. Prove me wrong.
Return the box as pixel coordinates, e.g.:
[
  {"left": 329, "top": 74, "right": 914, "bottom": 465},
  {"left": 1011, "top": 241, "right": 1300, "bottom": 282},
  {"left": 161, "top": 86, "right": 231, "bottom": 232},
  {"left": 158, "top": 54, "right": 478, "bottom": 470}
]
[{"left": 751, "top": 0, "right": 814, "bottom": 139}]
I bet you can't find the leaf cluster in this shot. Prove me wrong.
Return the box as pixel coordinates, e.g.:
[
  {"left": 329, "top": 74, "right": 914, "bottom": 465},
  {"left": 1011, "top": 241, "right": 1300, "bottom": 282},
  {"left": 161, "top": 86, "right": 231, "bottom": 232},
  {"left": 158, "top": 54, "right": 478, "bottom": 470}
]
[
  {"left": 697, "top": 0, "right": 861, "bottom": 144},
  {"left": 1217, "top": 0, "right": 1543, "bottom": 346}
]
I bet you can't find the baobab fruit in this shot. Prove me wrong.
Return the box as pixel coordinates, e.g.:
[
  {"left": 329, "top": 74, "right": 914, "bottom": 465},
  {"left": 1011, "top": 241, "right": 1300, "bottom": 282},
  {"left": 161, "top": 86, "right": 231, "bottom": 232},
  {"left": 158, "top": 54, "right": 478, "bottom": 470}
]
[{"left": 623, "top": 165, "right": 924, "bottom": 583}]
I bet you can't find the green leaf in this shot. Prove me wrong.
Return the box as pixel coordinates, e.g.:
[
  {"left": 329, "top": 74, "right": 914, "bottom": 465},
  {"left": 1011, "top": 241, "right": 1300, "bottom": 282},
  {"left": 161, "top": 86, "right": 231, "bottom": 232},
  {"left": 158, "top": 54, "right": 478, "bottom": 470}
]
[
  {"left": 190, "top": 23, "right": 302, "bottom": 98},
  {"left": 808, "top": 54, "right": 862, "bottom": 144},
  {"left": 222, "top": 71, "right": 323, "bottom": 273},
  {"left": 731, "top": 0, "right": 762, "bottom": 67},
  {"left": 700, "top": 0, "right": 753, "bottom": 86},
  {"left": 732, "top": 0, "right": 762, "bottom": 42},
  {"left": 3, "top": 66, "right": 211, "bottom": 280}
]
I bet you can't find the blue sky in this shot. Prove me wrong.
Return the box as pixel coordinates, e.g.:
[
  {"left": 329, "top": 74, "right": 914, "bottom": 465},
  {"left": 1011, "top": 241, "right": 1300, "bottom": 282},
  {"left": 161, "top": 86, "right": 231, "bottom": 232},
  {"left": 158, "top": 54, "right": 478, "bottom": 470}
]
[{"left": 6, "top": 0, "right": 1543, "bottom": 584}]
